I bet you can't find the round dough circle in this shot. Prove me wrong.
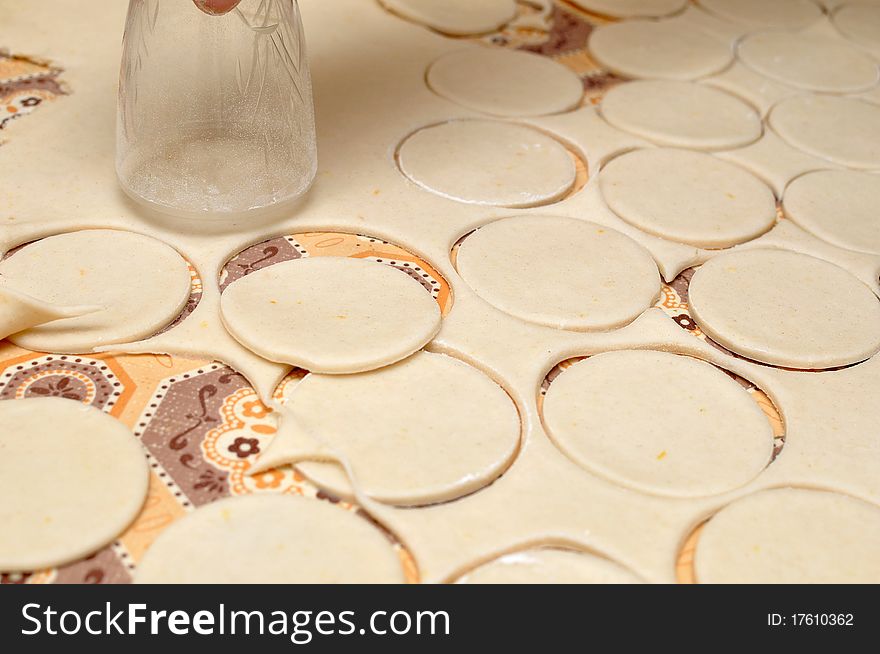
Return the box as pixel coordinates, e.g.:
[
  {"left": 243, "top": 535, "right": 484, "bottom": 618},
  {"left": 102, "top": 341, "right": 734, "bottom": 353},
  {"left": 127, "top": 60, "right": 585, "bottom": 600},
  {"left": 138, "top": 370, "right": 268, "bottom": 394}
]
[
  {"left": 784, "top": 170, "right": 880, "bottom": 256},
  {"left": 543, "top": 350, "right": 774, "bottom": 498},
  {"left": 588, "top": 19, "right": 733, "bottom": 81},
  {"left": 695, "top": 488, "right": 880, "bottom": 583},
  {"left": 398, "top": 120, "right": 576, "bottom": 208},
  {"left": 700, "top": 0, "right": 822, "bottom": 29},
  {"left": 380, "top": 0, "right": 516, "bottom": 36},
  {"left": 135, "top": 495, "right": 404, "bottom": 583},
  {"left": 0, "top": 229, "right": 192, "bottom": 353},
  {"left": 770, "top": 95, "right": 880, "bottom": 169},
  {"left": 294, "top": 352, "right": 521, "bottom": 506},
  {"left": 569, "top": 0, "right": 687, "bottom": 18},
  {"left": 456, "top": 215, "right": 660, "bottom": 330},
  {"left": 600, "top": 149, "right": 777, "bottom": 249},
  {"left": 427, "top": 48, "right": 584, "bottom": 117},
  {"left": 738, "top": 32, "right": 878, "bottom": 93},
  {"left": 689, "top": 249, "right": 880, "bottom": 368},
  {"left": 833, "top": 4, "right": 880, "bottom": 55},
  {"left": 0, "top": 398, "right": 148, "bottom": 572},
  {"left": 220, "top": 257, "right": 441, "bottom": 374},
  {"left": 601, "top": 80, "right": 762, "bottom": 151},
  {"left": 457, "top": 549, "right": 643, "bottom": 584}
]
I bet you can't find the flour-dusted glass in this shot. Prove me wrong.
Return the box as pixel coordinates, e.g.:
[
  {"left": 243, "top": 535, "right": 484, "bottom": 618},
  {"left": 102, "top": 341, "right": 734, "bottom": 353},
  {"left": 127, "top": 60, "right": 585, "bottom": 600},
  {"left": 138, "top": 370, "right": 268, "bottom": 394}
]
[{"left": 116, "top": 0, "right": 317, "bottom": 218}]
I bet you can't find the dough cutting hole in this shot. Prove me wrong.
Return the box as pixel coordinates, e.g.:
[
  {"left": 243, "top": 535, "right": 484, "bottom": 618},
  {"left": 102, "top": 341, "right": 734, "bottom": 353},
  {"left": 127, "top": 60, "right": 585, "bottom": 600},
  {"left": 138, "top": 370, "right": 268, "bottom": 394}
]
[
  {"left": 0, "top": 50, "right": 68, "bottom": 137},
  {"left": 539, "top": 350, "right": 784, "bottom": 498},
  {"left": 378, "top": 0, "right": 518, "bottom": 37}
]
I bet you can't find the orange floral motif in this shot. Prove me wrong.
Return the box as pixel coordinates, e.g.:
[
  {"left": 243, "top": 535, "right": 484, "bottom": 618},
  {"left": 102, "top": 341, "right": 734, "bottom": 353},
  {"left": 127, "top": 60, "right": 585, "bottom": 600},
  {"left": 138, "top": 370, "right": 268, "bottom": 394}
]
[{"left": 242, "top": 399, "right": 272, "bottom": 419}]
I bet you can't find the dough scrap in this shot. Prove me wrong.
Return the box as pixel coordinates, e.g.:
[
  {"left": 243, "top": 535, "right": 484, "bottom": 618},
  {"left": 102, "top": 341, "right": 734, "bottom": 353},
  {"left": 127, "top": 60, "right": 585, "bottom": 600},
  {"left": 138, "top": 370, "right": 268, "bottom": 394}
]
[
  {"left": 456, "top": 215, "right": 660, "bottom": 331},
  {"left": 398, "top": 120, "right": 576, "bottom": 208},
  {"left": 135, "top": 495, "right": 405, "bottom": 583},
  {"left": 600, "top": 80, "right": 762, "bottom": 150},
  {"left": 769, "top": 95, "right": 880, "bottom": 170},
  {"left": 0, "top": 398, "right": 148, "bottom": 572},
  {"left": 427, "top": 48, "right": 584, "bottom": 117},
  {"left": 700, "top": 0, "right": 822, "bottom": 29},
  {"left": 833, "top": 4, "right": 880, "bottom": 57},
  {"left": 695, "top": 488, "right": 880, "bottom": 583},
  {"left": 688, "top": 249, "right": 880, "bottom": 368},
  {"left": 738, "top": 32, "right": 879, "bottom": 94},
  {"left": 380, "top": 0, "right": 516, "bottom": 36},
  {"left": 568, "top": 0, "right": 687, "bottom": 18},
  {"left": 260, "top": 352, "right": 521, "bottom": 506},
  {"left": 0, "top": 282, "right": 96, "bottom": 340},
  {"left": 457, "top": 548, "right": 643, "bottom": 584},
  {"left": 0, "top": 230, "right": 192, "bottom": 353},
  {"left": 221, "top": 257, "right": 441, "bottom": 374},
  {"left": 588, "top": 19, "right": 734, "bottom": 81},
  {"left": 543, "top": 350, "right": 774, "bottom": 498},
  {"left": 783, "top": 170, "right": 880, "bottom": 256},
  {"left": 600, "top": 149, "right": 777, "bottom": 249}
]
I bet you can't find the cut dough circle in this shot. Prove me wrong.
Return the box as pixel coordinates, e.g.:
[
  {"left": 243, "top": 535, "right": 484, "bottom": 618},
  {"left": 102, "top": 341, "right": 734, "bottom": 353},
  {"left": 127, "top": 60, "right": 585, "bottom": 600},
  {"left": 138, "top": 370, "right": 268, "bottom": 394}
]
[
  {"left": 783, "top": 170, "right": 880, "bottom": 256},
  {"left": 0, "top": 282, "right": 96, "bottom": 341},
  {"left": 455, "top": 215, "right": 660, "bottom": 331},
  {"left": 588, "top": 19, "right": 734, "bottom": 81},
  {"left": 543, "top": 350, "right": 774, "bottom": 498},
  {"left": 398, "top": 120, "right": 576, "bottom": 208},
  {"left": 568, "top": 0, "right": 687, "bottom": 18},
  {"left": 380, "top": 0, "right": 517, "bottom": 36},
  {"left": 427, "top": 48, "right": 584, "bottom": 117},
  {"left": 220, "top": 257, "right": 441, "bottom": 374},
  {"left": 769, "top": 95, "right": 880, "bottom": 170},
  {"left": 456, "top": 548, "right": 643, "bottom": 584},
  {"left": 689, "top": 249, "right": 880, "bottom": 368},
  {"left": 289, "top": 352, "right": 521, "bottom": 506},
  {"left": 600, "top": 149, "right": 777, "bottom": 249},
  {"left": 0, "top": 398, "right": 148, "bottom": 572},
  {"left": 738, "top": 32, "right": 879, "bottom": 94},
  {"left": 135, "top": 495, "right": 404, "bottom": 583},
  {"left": 700, "top": 0, "right": 822, "bottom": 29},
  {"left": 0, "top": 229, "right": 192, "bottom": 353},
  {"left": 600, "top": 80, "right": 762, "bottom": 151},
  {"left": 695, "top": 488, "right": 880, "bottom": 583},
  {"left": 833, "top": 4, "right": 880, "bottom": 57}
]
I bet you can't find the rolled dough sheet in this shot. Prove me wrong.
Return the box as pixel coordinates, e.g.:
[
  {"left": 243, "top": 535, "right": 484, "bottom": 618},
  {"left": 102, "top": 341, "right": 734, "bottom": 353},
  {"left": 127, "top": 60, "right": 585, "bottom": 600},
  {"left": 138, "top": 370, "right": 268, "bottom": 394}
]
[
  {"left": 833, "top": 4, "right": 880, "bottom": 58},
  {"left": 397, "top": 120, "right": 576, "bottom": 208},
  {"left": 258, "top": 351, "right": 521, "bottom": 506},
  {"left": 0, "top": 282, "right": 95, "bottom": 340},
  {"left": 600, "top": 148, "right": 777, "bottom": 249},
  {"left": 456, "top": 548, "right": 643, "bottom": 584},
  {"left": 0, "top": 230, "right": 192, "bottom": 353},
  {"left": 569, "top": 0, "right": 687, "bottom": 18},
  {"left": 688, "top": 248, "right": 880, "bottom": 368},
  {"left": 695, "top": 488, "right": 880, "bottom": 583},
  {"left": 220, "top": 257, "right": 441, "bottom": 374},
  {"left": 455, "top": 215, "right": 661, "bottom": 331},
  {"left": 379, "top": 0, "right": 516, "bottom": 36},
  {"left": 783, "top": 170, "right": 880, "bottom": 256},
  {"left": 0, "top": 398, "right": 148, "bottom": 572},
  {"left": 769, "top": 95, "right": 880, "bottom": 170},
  {"left": 427, "top": 48, "right": 584, "bottom": 117},
  {"left": 543, "top": 350, "right": 773, "bottom": 498},
  {"left": 588, "top": 19, "right": 734, "bottom": 81},
  {"left": 135, "top": 495, "right": 405, "bottom": 583},
  {"left": 600, "top": 80, "right": 762, "bottom": 150},
  {"left": 699, "top": 0, "right": 822, "bottom": 29}
]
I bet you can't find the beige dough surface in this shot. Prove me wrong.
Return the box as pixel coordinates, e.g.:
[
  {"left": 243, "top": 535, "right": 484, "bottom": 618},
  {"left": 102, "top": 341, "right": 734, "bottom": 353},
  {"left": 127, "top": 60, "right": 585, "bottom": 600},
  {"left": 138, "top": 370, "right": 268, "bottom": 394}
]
[
  {"left": 397, "top": 120, "right": 576, "bottom": 208},
  {"left": 568, "top": 0, "right": 687, "bottom": 18},
  {"left": 379, "top": 0, "right": 516, "bottom": 36},
  {"left": 833, "top": 4, "right": 880, "bottom": 57},
  {"left": 600, "top": 80, "right": 762, "bottom": 150},
  {"left": 543, "top": 350, "right": 773, "bottom": 498},
  {"left": 0, "top": 229, "right": 192, "bottom": 353},
  {"left": 0, "top": 281, "right": 95, "bottom": 340},
  {"left": 588, "top": 19, "right": 734, "bottom": 80},
  {"left": 700, "top": 0, "right": 822, "bottom": 29},
  {"left": 427, "top": 48, "right": 584, "bottom": 117},
  {"left": 221, "top": 257, "right": 441, "bottom": 374},
  {"left": 455, "top": 215, "right": 661, "bottom": 331},
  {"left": 600, "top": 149, "right": 777, "bottom": 249},
  {"left": 456, "top": 548, "right": 643, "bottom": 584},
  {"left": 253, "top": 351, "right": 521, "bottom": 506},
  {"left": 135, "top": 495, "right": 405, "bottom": 584},
  {"left": 0, "top": 398, "right": 148, "bottom": 572},
  {"left": 689, "top": 249, "right": 880, "bottom": 368},
  {"left": 738, "top": 32, "right": 879, "bottom": 94},
  {"left": 783, "top": 170, "right": 880, "bottom": 256},
  {"left": 769, "top": 95, "right": 880, "bottom": 169},
  {"left": 695, "top": 488, "right": 880, "bottom": 583}
]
